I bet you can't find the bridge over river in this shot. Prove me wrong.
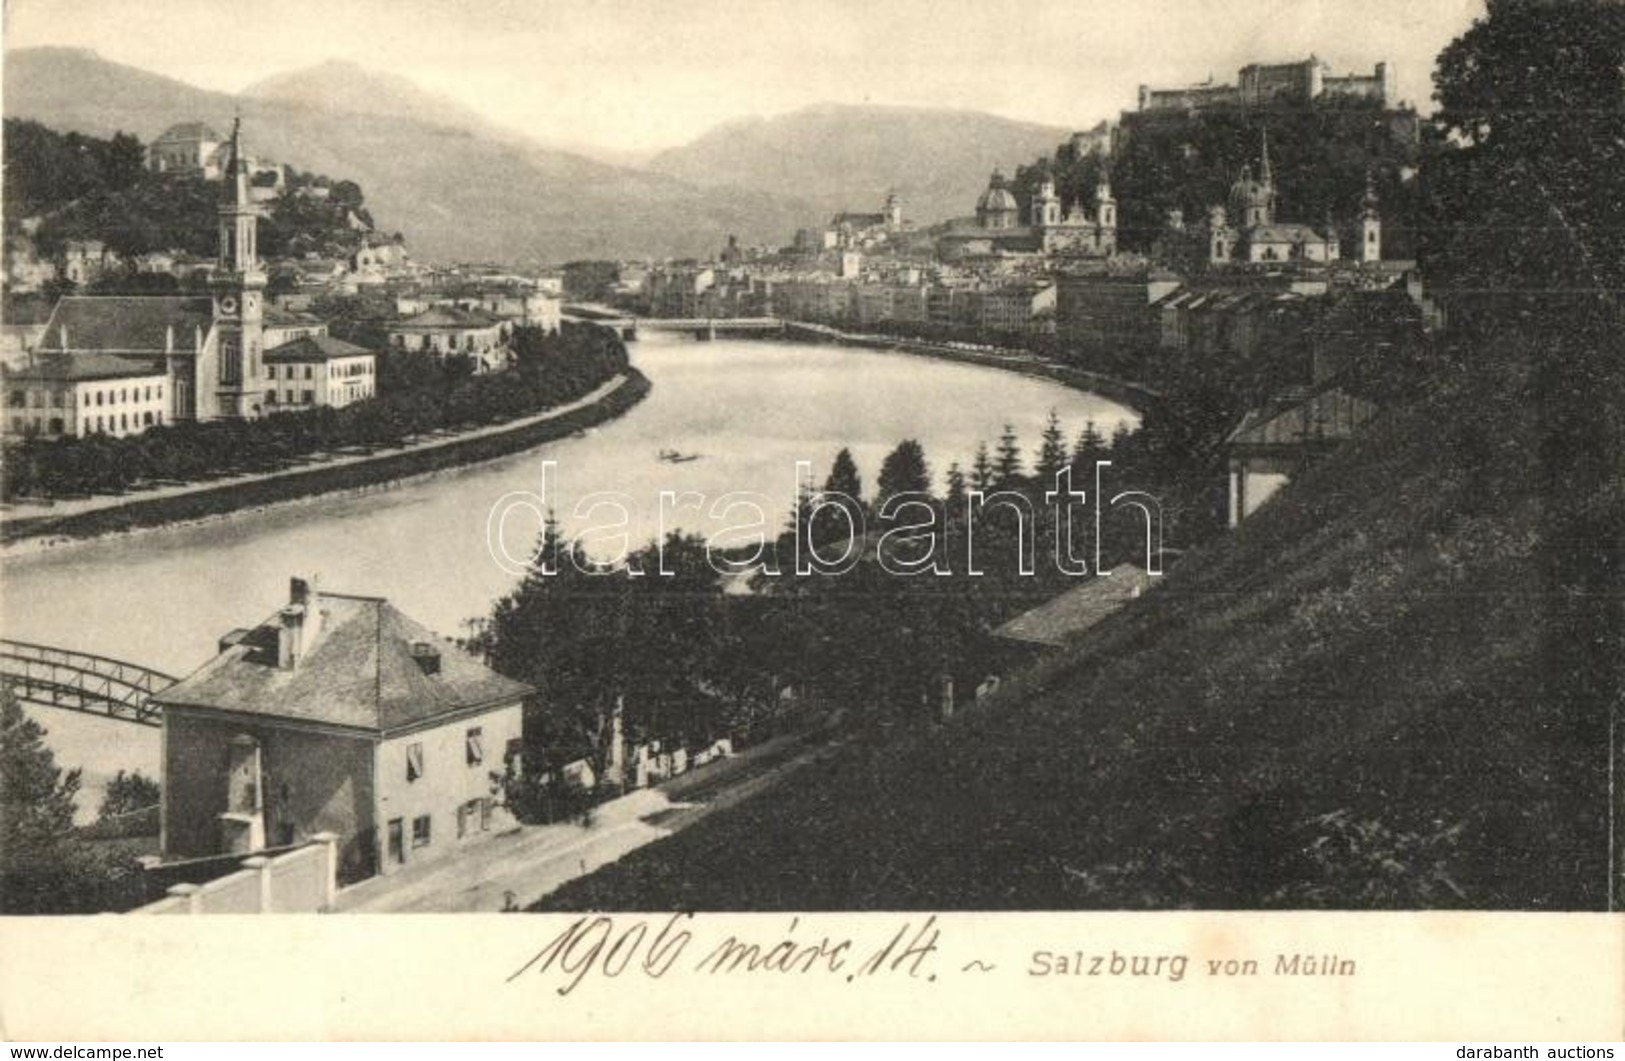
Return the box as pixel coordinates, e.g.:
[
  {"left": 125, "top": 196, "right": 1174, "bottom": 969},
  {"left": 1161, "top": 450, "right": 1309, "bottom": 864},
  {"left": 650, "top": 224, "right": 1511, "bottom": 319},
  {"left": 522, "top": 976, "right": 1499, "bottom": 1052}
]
[
  {"left": 562, "top": 304, "right": 784, "bottom": 341},
  {"left": 0, "top": 639, "right": 176, "bottom": 727}
]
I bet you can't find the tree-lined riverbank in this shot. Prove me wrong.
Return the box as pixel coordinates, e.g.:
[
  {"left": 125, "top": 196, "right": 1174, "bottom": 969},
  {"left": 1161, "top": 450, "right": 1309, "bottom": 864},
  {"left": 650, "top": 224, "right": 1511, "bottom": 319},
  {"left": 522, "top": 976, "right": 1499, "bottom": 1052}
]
[
  {"left": 1, "top": 323, "right": 641, "bottom": 544},
  {"left": 1, "top": 370, "right": 649, "bottom": 547}
]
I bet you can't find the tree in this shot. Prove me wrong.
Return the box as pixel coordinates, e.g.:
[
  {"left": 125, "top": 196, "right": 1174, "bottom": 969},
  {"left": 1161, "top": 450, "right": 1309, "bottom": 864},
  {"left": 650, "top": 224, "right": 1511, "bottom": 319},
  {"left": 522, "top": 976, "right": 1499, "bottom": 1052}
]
[
  {"left": 1426, "top": 0, "right": 1625, "bottom": 312},
  {"left": 328, "top": 179, "right": 365, "bottom": 211},
  {"left": 1, "top": 692, "right": 79, "bottom": 847},
  {"left": 971, "top": 442, "right": 993, "bottom": 492},
  {"left": 993, "top": 423, "right": 1023, "bottom": 488},
  {"left": 98, "top": 769, "right": 160, "bottom": 820},
  {"left": 1035, "top": 409, "right": 1068, "bottom": 485},
  {"left": 823, "top": 447, "right": 863, "bottom": 502},
  {"left": 1, "top": 691, "right": 85, "bottom": 913},
  {"left": 944, "top": 461, "right": 968, "bottom": 515},
  {"left": 1071, "top": 420, "right": 1108, "bottom": 472},
  {"left": 876, "top": 439, "right": 931, "bottom": 505},
  {"left": 103, "top": 131, "right": 147, "bottom": 192}
]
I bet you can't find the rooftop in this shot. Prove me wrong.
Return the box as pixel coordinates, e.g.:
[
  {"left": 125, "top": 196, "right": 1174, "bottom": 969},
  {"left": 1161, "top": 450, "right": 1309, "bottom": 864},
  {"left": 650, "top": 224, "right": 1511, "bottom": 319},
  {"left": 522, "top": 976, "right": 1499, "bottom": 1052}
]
[
  {"left": 2, "top": 352, "right": 167, "bottom": 384},
  {"left": 993, "top": 565, "right": 1153, "bottom": 648},
  {"left": 392, "top": 306, "right": 507, "bottom": 330},
  {"left": 1226, "top": 387, "right": 1379, "bottom": 450},
  {"left": 154, "top": 121, "right": 222, "bottom": 143},
  {"left": 264, "top": 334, "right": 374, "bottom": 363},
  {"left": 36, "top": 296, "right": 215, "bottom": 356},
  {"left": 156, "top": 583, "right": 534, "bottom": 734}
]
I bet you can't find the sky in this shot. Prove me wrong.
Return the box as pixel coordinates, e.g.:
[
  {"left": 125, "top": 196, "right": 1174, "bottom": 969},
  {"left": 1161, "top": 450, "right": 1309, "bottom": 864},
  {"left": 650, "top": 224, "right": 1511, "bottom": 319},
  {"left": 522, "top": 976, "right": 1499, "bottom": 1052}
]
[{"left": 3, "top": 0, "right": 1485, "bottom": 154}]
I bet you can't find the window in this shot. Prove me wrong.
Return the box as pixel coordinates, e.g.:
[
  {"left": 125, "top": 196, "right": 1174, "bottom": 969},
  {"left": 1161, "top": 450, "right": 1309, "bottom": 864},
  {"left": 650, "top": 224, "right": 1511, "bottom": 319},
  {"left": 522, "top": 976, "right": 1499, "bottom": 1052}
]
[
  {"left": 406, "top": 742, "right": 424, "bottom": 782},
  {"left": 302, "top": 389, "right": 314, "bottom": 404},
  {"left": 304, "top": 366, "right": 313, "bottom": 380},
  {"left": 411, "top": 814, "right": 431, "bottom": 848},
  {"left": 456, "top": 798, "right": 489, "bottom": 839},
  {"left": 7, "top": 390, "right": 23, "bottom": 408},
  {"left": 47, "top": 417, "right": 63, "bottom": 434},
  {"left": 466, "top": 727, "right": 484, "bottom": 766}
]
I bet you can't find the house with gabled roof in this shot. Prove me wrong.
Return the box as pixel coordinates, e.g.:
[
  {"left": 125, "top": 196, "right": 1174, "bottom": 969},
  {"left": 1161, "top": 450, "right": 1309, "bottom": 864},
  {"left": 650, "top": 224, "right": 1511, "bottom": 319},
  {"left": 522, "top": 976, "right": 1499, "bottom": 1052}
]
[
  {"left": 264, "top": 334, "right": 376, "bottom": 410},
  {"left": 386, "top": 305, "right": 512, "bottom": 372},
  {"left": 1225, "top": 386, "right": 1378, "bottom": 525},
  {"left": 155, "top": 577, "right": 534, "bottom": 883}
]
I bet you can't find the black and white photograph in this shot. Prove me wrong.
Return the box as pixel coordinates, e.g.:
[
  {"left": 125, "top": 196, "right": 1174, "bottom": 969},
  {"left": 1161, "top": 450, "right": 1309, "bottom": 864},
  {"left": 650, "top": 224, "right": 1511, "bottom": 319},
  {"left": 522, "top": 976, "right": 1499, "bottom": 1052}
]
[{"left": 0, "top": 0, "right": 1620, "bottom": 1042}]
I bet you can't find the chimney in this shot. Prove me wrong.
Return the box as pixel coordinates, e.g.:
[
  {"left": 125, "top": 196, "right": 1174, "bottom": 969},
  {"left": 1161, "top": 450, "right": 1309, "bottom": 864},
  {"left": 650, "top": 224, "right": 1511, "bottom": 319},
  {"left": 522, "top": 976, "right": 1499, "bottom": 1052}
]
[
  {"left": 277, "top": 604, "right": 305, "bottom": 670},
  {"left": 278, "top": 576, "right": 324, "bottom": 669},
  {"left": 59, "top": 324, "right": 68, "bottom": 351}
]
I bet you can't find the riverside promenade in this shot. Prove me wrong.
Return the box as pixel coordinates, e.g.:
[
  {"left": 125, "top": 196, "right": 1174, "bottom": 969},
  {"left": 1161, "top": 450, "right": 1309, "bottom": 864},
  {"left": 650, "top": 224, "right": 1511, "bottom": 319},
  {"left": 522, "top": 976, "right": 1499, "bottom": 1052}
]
[{"left": 1, "top": 372, "right": 644, "bottom": 548}]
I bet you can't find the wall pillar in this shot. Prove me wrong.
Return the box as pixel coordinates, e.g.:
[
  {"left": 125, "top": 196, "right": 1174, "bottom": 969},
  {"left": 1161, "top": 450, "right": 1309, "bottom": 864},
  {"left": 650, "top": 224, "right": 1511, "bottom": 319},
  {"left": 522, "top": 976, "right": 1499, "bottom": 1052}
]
[
  {"left": 242, "top": 855, "right": 272, "bottom": 913},
  {"left": 311, "top": 831, "right": 340, "bottom": 910},
  {"left": 168, "top": 882, "right": 203, "bottom": 915}
]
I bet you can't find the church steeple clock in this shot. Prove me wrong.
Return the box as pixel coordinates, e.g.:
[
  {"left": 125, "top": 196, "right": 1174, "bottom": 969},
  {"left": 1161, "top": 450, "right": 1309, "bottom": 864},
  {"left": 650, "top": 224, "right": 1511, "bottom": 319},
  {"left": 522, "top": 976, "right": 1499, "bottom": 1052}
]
[{"left": 212, "top": 117, "right": 267, "bottom": 419}]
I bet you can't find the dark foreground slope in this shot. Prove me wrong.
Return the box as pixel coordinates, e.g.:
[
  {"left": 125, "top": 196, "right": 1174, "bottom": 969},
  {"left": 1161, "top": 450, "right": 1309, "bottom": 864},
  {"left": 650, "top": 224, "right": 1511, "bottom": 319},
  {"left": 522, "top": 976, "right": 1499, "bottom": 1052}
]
[{"left": 542, "top": 336, "right": 1623, "bottom": 911}]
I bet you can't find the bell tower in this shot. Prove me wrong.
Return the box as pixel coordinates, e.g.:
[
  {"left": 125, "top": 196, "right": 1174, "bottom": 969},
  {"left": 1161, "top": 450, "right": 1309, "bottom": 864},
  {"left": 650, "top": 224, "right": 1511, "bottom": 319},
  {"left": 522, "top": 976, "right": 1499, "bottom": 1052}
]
[
  {"left": 1359, "top": 170, "right": 1382, "bottom": 263},
  {"left": 212, "top": 117, "right": 267, "bottom": 419},
  {"left": 1034, "top": 177, "right": 1061, "bottom": 229},
  {"left": 1095, "top": 169, "right": 1117, "bottom": 254}
]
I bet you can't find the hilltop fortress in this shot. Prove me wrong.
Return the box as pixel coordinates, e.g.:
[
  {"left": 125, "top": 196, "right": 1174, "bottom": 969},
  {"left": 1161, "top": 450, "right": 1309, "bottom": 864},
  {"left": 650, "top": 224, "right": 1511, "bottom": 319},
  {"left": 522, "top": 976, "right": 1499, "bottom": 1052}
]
[{"left": 1138, "top": 56, "right": 1395, "bottom": 113}]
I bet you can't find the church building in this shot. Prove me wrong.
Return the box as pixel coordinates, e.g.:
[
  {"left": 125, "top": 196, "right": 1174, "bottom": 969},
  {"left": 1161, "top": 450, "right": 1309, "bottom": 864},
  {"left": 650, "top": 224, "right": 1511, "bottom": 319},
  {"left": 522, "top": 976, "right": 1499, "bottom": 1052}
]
[
  {"left": 20, "top": 120, "right": 373, "bottom": 435},
  {"left": 939, "top": 168, "right": 1118, "bottom": 260},
  {"left": 1201, "top": 130, "right": 1374, "bottom": 267}
]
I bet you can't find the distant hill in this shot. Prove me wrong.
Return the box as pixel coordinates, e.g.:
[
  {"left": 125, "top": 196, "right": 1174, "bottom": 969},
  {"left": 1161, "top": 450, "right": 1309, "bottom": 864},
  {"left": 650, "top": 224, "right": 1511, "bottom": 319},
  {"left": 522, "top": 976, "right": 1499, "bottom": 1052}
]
[
  {"left": 242, "top": 59, "right": 498, "bottom": 131},
  {"left": 3, "top": 118, "right": 374, "bottom": 263},
  {"left": 2, "top": 47, "right": 814, "bottom": 262},
  {"left": 647, "top": 103, "right": 1075, "bottom": 228}
]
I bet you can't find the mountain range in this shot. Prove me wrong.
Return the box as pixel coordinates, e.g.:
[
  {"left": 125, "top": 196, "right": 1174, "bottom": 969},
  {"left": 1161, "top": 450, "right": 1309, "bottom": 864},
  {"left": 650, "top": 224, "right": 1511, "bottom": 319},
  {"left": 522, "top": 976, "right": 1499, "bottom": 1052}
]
[{"left": 2, "top": 47, "right": 1078, "bottom": 263}]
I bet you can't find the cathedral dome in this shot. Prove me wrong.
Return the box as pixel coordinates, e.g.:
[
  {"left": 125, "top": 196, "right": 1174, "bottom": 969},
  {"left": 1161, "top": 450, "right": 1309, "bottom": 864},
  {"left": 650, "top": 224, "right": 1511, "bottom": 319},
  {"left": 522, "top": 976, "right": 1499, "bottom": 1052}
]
[
  {"left": 977, "top": 186, "right": 1019, "bottom": 213},
  {"left": 1229, "top": 168, "right": 1272, "bottom": 209}
]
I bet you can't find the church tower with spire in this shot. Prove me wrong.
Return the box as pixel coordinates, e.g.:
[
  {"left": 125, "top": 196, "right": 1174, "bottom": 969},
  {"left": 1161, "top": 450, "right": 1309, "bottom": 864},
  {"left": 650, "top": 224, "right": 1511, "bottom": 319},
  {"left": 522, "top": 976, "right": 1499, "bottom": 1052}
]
[
  {"left": 210, "top": 117, "right": 267, "bottom": 419},
  {"left": 1359, "top": 170, "right": 1382, "bottom": 263}
]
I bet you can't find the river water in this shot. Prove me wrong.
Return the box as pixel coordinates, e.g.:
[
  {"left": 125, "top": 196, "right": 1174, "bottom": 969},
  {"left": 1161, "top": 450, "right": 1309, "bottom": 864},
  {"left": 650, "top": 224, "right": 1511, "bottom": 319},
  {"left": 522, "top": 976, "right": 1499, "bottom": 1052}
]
[{"left": 0, "top": 333, "right": 1136, "bottom": 817}]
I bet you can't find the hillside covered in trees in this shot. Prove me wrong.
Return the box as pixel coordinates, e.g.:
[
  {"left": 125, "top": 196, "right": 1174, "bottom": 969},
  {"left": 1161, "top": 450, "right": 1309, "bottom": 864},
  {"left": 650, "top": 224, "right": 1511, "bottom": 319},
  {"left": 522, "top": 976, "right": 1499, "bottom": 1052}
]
[
  {"left": 1009, "top": 99, "right": 1426, "bottom": 259},
  {"left": 3, "top": 119, "right": 381, "bottom": 265}
]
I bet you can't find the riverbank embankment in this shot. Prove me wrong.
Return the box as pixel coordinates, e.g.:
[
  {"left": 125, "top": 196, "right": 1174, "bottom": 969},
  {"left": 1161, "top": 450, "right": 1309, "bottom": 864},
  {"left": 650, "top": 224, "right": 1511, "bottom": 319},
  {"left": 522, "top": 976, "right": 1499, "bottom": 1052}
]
[{"left": 1, "top": 370, "right": 650, "bottom": 549}]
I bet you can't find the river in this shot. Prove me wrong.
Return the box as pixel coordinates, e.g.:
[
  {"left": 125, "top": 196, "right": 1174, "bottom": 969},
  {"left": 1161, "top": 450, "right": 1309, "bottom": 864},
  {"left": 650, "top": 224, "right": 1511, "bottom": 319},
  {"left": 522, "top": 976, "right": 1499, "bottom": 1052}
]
[{"left": 0, "top": 333, "right": 1136, "bottom": 818}]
